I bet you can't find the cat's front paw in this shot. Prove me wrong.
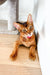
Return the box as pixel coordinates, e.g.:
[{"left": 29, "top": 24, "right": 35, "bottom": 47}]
[
  {"left": 10, "top": 50, "right": 17, "bottom": 60},
  {"left": 29, "top": 53, "right": 36, "bottom": 61}
]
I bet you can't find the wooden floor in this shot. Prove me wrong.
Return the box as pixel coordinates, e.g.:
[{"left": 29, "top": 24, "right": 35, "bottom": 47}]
[{"left": 0, "top": 34, "right": 42, "bottom": 75}]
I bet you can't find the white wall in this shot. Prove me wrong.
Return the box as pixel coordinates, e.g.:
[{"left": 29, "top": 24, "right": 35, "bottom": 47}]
[
  {"left": 0, "top": 1, "right": 9, "bottom": 20},
  {"left": 19, "top": 0, "right": 34, "bottom": 21},
  {"left": 0, "top": 0, "right": 34, "bottom": 21}
]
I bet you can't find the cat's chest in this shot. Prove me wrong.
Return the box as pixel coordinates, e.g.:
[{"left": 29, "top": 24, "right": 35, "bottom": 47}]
[{"left": 20, "top": 34, "right": 35, "bottom": 47}]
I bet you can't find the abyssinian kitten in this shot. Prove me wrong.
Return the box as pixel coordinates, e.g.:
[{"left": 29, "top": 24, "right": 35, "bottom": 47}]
[{"left": 10, "top": 14, "right": 36, "bottom": 60}]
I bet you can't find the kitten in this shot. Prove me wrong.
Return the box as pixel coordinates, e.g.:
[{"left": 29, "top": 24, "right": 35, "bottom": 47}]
[{"left": 10, "top": 14, "right": 36, "bottom": 60}]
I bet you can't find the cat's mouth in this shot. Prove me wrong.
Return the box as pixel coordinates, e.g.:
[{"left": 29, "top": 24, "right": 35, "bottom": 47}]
[
  {"left": 27, "top": 33, "right": 33, "bottom": 39},
  {"left": 22, "top": 32, "right": 34, "bottom": 39}
]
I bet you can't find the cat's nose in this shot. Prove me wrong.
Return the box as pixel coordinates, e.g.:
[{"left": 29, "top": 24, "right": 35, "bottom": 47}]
[{"left": 28, "top": 32, "right": 31, "bottom": 34}]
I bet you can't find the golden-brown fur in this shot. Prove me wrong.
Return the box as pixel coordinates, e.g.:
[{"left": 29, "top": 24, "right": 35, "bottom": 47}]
[{"left": 10, "top": 14, "right": 36, "bottom": 60}]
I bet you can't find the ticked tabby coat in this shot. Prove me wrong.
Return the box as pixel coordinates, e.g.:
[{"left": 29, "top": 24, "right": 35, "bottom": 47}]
[{"left": 10, "top": 14, "right": 36, "bottom": 60}]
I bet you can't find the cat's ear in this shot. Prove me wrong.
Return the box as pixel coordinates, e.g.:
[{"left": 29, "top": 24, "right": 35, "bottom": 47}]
[
  {"left": 14, "top": 22, "right": 22, "bottom": 32},
  {"left": 27, "top": 14, "right": 33, "bottom": 24}
]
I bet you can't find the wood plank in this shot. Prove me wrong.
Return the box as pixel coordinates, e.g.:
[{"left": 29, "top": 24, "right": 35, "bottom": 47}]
[
  {"left": 0, "top": 64, "right": 42, "bottom": 75},
  {"left": 0, "top": 34, "right": 40, "bottom": 68},
  {"left": 0, "top": 34, "right": 42, "bottom": 75}
]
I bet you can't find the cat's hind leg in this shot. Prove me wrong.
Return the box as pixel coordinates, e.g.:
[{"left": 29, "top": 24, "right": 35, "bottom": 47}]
[{"left": 29, "top": 46, "right": 36, "bottom": 61}]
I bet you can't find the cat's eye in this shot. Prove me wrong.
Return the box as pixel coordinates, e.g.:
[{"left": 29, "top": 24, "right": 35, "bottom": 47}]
[
  {"left": 29, "top": 26, "right": 32, "bottom": 30},
  {"left": 22, "top": 29, "right": 27, "bottom": 33}
]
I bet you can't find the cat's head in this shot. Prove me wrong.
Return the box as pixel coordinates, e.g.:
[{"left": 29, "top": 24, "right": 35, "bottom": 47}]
[{"left": 14, "top": 14, "right": 34, "bottom": 38}]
